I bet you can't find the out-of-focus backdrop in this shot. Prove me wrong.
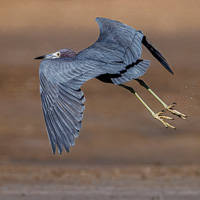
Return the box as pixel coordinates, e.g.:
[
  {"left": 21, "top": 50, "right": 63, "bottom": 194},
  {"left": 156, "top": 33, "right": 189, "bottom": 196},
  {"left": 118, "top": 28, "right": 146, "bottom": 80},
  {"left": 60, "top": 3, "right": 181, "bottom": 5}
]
[{"left": 0, "top": 0, "right": 200, "bottom": 199}]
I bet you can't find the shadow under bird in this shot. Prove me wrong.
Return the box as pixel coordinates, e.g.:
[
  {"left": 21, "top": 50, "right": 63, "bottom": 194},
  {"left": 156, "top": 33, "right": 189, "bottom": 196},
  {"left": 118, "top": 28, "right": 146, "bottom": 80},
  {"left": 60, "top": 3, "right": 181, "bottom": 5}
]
[{"left": 35, "top": 17, "right": 187, "bottom": 154}]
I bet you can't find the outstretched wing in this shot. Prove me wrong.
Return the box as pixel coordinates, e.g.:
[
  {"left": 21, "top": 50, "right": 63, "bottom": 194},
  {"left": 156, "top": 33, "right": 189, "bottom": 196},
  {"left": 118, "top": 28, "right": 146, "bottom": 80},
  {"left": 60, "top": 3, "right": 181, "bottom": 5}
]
[
  {"left": 77, "top": 17, "right": 144, "bottom": 74},
  {"left": 39, "top": 58, "right": 103, "bottom": 154}
]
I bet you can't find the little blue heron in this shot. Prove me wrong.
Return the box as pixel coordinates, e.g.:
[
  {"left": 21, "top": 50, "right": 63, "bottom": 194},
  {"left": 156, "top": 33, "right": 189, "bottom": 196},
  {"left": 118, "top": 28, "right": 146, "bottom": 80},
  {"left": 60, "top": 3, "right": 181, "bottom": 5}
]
[{"left": 35, "top": 17, "right": 187, "bottom": 154}]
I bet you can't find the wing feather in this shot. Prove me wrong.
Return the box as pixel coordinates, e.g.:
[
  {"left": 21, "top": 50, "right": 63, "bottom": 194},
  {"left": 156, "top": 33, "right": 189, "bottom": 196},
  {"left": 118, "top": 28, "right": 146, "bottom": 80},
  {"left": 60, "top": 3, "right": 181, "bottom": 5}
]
[
  {"left": 39, "top": 58, "right": 103, "bottom": 153},
  {"left": 76, "top": 17, "right": 144, "bottom": 75},
  {"left": 111, "top": 60, "right": 150, "bottom": 84}
]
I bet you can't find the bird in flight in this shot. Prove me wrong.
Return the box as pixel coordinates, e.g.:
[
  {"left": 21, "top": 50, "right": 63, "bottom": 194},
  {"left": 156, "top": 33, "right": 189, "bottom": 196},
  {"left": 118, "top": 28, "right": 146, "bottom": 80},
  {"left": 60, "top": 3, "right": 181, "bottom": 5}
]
[{"left": 35, "top": 17, "right": 187, "bottom": 154}]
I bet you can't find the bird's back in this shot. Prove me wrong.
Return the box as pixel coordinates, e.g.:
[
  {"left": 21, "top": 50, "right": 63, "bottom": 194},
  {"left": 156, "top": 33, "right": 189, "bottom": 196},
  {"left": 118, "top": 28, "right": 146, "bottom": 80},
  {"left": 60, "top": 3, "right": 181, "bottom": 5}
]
[
  {"left": 77, "top": 18, "right": 145, "bottom": 74},
  {"left": 77, "top": 17, "right": 149, "bottom": 81}
]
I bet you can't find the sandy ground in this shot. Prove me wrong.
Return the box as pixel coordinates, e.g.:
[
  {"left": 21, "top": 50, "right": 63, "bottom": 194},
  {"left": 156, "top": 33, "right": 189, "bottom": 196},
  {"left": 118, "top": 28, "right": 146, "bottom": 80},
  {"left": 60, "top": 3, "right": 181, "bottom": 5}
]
[
  {"left": 0, "top": 164, "right": 200, "bottom": 200},
  {"left": 0, "top": 0, "right": 200, "bottom": 199}
]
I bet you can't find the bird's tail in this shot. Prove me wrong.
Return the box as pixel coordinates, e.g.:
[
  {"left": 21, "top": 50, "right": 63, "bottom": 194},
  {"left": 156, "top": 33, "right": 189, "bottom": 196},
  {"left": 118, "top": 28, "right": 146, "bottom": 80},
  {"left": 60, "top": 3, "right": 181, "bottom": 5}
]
[{"left": 142, "top": 36, "right": 174, "bottom": 74}]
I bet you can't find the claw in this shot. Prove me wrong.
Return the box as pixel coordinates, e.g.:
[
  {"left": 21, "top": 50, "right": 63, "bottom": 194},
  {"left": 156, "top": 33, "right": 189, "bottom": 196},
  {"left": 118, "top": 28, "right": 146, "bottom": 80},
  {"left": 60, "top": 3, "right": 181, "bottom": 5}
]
[
  {"left": 153, "top": 112, "right": 176, "bottom": 129},
  {"left": 166, "top": 104, "right": 187, "bottom": 119}
]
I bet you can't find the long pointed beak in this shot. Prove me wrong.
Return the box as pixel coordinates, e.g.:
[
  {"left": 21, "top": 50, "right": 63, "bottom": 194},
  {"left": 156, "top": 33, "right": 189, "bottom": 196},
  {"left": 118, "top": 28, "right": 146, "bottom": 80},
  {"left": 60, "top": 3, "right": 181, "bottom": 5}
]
[{"left": 34, "top": 55, "right": 45, "bottom": 60}]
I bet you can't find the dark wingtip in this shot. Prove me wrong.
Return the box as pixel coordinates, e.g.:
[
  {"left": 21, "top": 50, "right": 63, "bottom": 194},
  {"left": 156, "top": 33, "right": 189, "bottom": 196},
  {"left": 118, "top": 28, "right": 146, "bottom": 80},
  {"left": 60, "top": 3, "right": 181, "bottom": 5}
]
[
  {"left": 51, "top": 146, "right": 70, "bottom": 155},
  {"left": 169, "top": 68, "right": 174, "bottom": 75},
  {"left": 163, "top": 62, "right": 174, "bottom": 75},
  {"left": 34, "top": 55, "right": 45, "bottom": 60},
  {"left": 142, "top": 36, "right": 174, "bottom": 75},
  {"left": 52, "top": 146, "right": 56, "bottom": 155},
  {"left": 65, "top": 147, "right": 70, "bottom": 153}
]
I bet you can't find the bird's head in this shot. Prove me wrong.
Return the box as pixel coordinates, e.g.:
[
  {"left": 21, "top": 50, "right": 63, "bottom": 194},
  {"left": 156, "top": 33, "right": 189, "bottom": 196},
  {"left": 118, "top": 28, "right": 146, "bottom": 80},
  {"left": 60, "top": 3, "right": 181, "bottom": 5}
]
[{"left": 34, "top": 49, "right": 76, "bottom": 60}]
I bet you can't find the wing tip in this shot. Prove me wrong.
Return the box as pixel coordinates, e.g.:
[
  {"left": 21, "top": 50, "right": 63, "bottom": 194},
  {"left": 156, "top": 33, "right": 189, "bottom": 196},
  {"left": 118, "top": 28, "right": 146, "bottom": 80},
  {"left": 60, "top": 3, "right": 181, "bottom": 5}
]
[
  {"left": 96, "top": 17, "right": 100, "bottom": 21},
  {"left": 142, "top": 36, "right": 174, "bottom": 75},
  {"left": 96, "top": 17, "right": 106, "bottom": 22},
  {"left": 168, "top": 67, "right": 174, "bottom": 75},
  {"left": 51, "top": 145, "right": 70, "bottom": 154},
  {"left": 163, "top": 62, "right": 174, "bottom": 75},
  {"left": 51, "top": 145, "right": 56, "bottom": 154},
  {"left": 96, "top": 17, "right": 103, "bottom": 24}
]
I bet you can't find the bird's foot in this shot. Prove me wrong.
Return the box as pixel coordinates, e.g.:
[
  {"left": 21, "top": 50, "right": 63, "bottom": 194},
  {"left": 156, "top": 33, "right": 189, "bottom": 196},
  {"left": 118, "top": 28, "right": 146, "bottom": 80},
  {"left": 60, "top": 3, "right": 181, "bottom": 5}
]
[
  {"left": 153, "top": 111, "right": 175, "bottom": 129},
  {"left": 165, "top": 103, "right": 187, "bottom": 119}
]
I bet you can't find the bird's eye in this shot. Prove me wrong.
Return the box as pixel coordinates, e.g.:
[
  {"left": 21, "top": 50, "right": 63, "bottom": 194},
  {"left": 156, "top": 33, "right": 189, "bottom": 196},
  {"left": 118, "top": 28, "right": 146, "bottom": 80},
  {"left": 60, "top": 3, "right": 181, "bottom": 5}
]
[{"left": 56, "top": 52, "right": 61, "bottom": 57}]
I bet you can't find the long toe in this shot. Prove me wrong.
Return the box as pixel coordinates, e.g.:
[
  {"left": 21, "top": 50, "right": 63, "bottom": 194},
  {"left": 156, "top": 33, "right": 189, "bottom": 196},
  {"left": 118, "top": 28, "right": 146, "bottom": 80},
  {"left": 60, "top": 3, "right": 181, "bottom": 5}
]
[
  {"left": 153, "top": 112, "right": 176, "bottom": 129},
  {"left": 166, "top": 104, "right": 187, "bottom": 119},
  {"left": 159, "top": 115, "right": 174, "bottom": 120},
  {"left": 164, "top": 121, "right": 176, "bottom": 129}
]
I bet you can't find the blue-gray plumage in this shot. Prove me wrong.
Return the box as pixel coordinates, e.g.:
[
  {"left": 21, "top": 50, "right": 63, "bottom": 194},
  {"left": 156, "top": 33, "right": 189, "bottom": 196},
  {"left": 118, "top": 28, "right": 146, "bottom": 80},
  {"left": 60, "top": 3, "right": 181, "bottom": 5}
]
[{"left": 35, "top": 17, "right": 187, "bottom": 154}]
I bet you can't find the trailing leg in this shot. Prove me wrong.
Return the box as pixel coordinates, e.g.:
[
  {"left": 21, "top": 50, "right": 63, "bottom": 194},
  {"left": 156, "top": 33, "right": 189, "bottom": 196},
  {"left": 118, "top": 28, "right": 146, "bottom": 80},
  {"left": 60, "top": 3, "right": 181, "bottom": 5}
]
[
  {"left": 135, "top": 79, "right": 187, "bottom": 119},
  {"left": 119, "top": 84, "right": 175, "bottom": 129}
]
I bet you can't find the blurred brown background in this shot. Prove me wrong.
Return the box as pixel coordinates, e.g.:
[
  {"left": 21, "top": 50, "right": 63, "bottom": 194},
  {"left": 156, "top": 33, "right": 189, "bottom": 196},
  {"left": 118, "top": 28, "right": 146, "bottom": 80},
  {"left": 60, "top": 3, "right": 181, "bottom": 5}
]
[{"left": 0, "top": 0, "right": 200, "bottom": 199}]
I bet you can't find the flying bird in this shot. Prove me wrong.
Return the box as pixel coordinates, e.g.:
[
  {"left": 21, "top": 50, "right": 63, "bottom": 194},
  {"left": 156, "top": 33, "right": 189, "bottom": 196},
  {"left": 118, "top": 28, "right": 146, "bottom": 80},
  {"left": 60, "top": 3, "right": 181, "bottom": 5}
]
[{"left": 35, "top": 17, "right": 187, "bottom": 154}]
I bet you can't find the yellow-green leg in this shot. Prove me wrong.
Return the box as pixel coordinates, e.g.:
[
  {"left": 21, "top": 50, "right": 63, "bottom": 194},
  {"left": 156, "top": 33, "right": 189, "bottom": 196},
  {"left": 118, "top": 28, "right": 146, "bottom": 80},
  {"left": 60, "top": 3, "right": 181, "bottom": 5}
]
[
  {"left": 119, "top": 84, "right": 175, "bottom": 129},
  {"left": 135, "top": 79, "right": 187, "bottom": 119}
]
